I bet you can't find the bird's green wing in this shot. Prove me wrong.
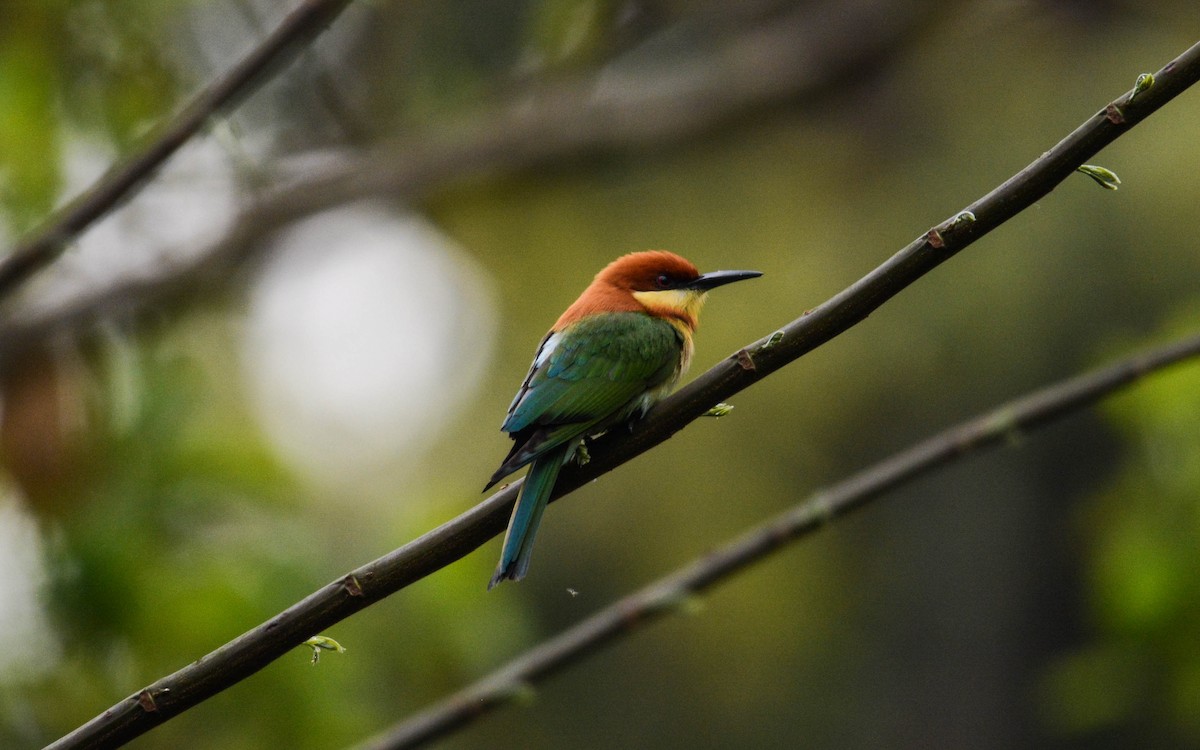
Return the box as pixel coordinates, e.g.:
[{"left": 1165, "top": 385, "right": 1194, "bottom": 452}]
[{"left": 502, "top": 312, "right": 683, "bottom": 439}]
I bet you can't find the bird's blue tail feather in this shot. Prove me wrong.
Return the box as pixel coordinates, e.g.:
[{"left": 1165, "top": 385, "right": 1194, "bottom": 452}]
[{"left": 488, "top": 442, "right": 570, "bottom": 590}]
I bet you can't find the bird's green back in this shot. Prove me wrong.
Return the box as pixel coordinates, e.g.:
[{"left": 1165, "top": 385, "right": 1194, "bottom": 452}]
[{"left": 502, "top": 311, "right": 684, "bottom": 442}]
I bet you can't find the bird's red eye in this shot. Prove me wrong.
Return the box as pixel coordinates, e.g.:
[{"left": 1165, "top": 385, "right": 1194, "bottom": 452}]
[{"left": 654, "top": 273, "right": 671, "bottom": 289}]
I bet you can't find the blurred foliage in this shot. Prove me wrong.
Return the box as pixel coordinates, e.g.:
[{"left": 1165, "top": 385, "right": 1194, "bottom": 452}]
[
  {"left": 1038, "top": 311, "right": 1200, "bottom": 748},
  {"left": 0, "top": 0, "right": 1199, "bottom": 749},
  {"left": 0, "top": 4, "right": 63, "bottom": 230},
  {"left": 523, "top": 0, "right": 622, "bottom": 70},
  {"left": 0, "top": 0, "right": 184, "bottom": 232}
]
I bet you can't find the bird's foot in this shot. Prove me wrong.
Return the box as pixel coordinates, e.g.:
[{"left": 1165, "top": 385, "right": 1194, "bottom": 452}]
[{"left": 574, "top": 440, "right": 592, "bottom": 467}]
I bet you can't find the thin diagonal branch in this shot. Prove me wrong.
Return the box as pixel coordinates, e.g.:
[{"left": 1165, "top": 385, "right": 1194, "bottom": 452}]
[
  {"left": 355, "top": 330, "right": 1200, "bottom": 750},
  {"left": 0, "top": 0, "right": 354, "bottom": 302},
  {"left": 0, "top": 0, "right": 934, "bottom": 369},
  {"left": 45, "top": 39, "right": 1200, "bottom": 750},
  {"left": 570, "top": 41, "right": 1200, "bottom": 482}
]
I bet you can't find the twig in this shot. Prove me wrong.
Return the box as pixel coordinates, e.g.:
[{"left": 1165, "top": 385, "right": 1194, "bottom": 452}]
[
  {"left": 354, "top": 330, "right": 1200, "bottom": 750},
  {"left": 0, "top": 0, "right": 355, "bottom": 303},
  {"left": 43, "top": 39, "right": 1200, "bottom": 750}
]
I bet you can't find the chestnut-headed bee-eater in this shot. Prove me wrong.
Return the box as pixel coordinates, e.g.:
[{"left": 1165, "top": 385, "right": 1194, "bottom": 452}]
[{"left": 486, "top": 251, "right": 761, "bottom": 589}]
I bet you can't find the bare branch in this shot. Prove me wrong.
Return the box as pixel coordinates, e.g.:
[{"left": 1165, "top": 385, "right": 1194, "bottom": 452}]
[
  {"left": 0, "top": 0, "right": 933, "bottom": 366},
  {"left": 44, "top": 39, "right": 1200, "bottom": 750},
  {"left": 355, "top": 330, "right": 1200, "bottom": 750},
  {"left": 0, "top": 0, "right": 355, "bottom": 303}
]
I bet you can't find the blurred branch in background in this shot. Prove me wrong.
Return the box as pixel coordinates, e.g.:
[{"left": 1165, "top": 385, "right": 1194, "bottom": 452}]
[
  {"left": 0, "top": 0, "right": 354, "bottom": 304},
  {"left": 0, "top": 0, "right": 935, "bottom": 373},
  {"left": 45, "top": 38, "right": 1200, "bottom": 750},
  {"left": 355, "top": 330, "right": 1200, "bottom": 750}
]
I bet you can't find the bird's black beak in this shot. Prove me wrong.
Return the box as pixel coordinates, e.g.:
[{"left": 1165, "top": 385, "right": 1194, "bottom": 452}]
[{"left": 686, "top": 269, "right": 763, "bottom": 291}]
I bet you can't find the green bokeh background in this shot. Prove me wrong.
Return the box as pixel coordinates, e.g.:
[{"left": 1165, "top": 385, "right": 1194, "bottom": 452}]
[{"left": 1, "top": 1, "right": 1199, "bottom": 749}]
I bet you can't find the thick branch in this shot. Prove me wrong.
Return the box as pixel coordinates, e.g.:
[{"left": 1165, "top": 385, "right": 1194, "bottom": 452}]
[
  {"left": 0, "top": 0, "right": 354, "bottom": 303},
  {"left": 355, "top": 330, "right": 1200, "bottom": 750},
  {"left": 45, "top": 39, "right": 1200, "bottom": 750}
]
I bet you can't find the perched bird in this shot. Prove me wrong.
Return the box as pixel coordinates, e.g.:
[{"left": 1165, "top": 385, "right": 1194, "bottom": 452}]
[{"left": 486, "top": 251, "right": 761, "bottom": 589}]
